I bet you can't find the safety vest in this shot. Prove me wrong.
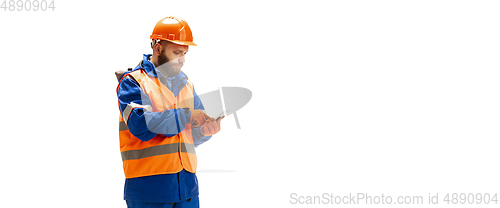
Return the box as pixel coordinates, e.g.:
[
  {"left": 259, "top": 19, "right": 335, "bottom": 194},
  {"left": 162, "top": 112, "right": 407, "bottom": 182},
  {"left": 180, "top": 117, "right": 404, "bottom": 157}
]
[{"left": 117, "top": 69, "right": 197, "bottom": 179}]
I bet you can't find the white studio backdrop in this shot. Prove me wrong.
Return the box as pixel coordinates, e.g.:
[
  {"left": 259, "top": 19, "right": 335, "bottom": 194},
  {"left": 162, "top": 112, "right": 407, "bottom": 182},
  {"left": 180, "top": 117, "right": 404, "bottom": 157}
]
[{"left": 1, "top": 0, "right": 499, "bottom": 207}]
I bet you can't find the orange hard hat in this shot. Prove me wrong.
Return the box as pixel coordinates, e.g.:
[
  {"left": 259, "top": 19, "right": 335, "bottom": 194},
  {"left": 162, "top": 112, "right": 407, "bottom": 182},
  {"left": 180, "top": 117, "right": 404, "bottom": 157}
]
[{"left": 150, "top": 16, "right": 197, "bottom": 46}]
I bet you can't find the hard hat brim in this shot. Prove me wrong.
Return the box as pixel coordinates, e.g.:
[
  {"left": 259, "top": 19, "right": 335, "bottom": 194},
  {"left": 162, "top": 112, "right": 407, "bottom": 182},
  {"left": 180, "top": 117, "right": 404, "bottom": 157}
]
[
  {"left": 151, "top": 35, "right": 196, "bottom": 46},
  {"left": 152, "top": 38, "right": 197, "bottom": 46},
  {"left": 169, "top": 40, "right": 197, "bottom": 46}
]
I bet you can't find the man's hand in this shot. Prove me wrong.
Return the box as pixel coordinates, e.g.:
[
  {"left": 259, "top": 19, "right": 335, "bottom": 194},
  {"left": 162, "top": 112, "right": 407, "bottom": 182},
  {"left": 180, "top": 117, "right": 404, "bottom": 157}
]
[
  {"left": 190, "top": 110, "right": 211, "bottom": 127},
  {"left": 200, "top": 117, "right": 223, "bottom": 136}
]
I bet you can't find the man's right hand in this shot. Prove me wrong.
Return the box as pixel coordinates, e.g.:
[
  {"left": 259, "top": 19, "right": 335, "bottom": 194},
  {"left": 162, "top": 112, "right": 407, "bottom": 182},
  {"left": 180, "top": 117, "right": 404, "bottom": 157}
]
[{"left": 190, "top": 110, "right": 211, "bottom": 127}]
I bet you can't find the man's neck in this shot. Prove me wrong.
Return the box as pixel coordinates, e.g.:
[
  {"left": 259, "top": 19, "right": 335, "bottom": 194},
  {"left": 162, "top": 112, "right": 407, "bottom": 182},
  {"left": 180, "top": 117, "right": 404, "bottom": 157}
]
[{"left": 149, "top": 56, "right": 159, "bottom": 68}]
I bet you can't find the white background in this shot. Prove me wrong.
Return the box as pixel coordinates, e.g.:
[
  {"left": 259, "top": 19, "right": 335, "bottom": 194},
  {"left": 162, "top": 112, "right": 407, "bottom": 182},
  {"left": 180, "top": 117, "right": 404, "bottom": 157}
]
[{"left": 1, "top": 0, "right": 499, "bottom": 207}]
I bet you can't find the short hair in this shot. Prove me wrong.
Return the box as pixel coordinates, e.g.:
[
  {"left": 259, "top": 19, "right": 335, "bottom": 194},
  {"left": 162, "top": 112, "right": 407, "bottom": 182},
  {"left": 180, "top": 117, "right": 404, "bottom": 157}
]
[
  {"left": 151, "top": 39, "right": 172, "bottom": 49},
  {"left": 150, "top": 39, "right": 160, "bottom": 49}
]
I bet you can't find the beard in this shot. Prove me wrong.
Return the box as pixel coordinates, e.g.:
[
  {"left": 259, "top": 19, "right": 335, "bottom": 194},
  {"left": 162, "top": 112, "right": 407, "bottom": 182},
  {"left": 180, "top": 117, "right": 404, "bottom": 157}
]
[{"left": 156, "top": 51, "right": 182, "bottom": 77}]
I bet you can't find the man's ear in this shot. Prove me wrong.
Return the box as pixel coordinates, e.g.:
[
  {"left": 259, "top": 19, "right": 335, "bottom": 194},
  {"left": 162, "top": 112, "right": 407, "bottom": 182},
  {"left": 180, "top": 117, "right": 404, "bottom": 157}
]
[{"left": 154, "top": 43, "right": 162, "bottom": 55}]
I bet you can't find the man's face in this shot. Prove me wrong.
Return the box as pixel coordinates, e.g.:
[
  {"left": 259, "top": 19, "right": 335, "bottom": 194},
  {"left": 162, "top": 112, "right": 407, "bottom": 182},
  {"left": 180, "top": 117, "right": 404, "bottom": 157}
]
[{"left": 156, "top": 41, "right": 189, "bottom": 77}]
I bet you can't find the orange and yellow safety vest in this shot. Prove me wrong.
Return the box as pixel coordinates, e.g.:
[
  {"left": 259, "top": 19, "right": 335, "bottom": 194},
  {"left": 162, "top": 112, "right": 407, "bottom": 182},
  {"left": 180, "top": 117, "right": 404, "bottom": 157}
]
[{"left": 118, "top": 69, "right": 197, "bottom": 179}]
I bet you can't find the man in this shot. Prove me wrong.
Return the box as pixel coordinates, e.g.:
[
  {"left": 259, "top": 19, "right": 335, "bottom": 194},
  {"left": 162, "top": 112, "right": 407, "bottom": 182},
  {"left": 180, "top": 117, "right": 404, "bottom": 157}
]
[{"left": 116, "top": 16, "right": 223, "bottom": 208}]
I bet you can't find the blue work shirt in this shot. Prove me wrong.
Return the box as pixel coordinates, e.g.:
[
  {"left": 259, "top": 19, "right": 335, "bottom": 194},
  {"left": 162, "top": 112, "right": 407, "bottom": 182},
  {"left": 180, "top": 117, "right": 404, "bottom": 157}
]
[{"left": 117, "top": 54, "right": 212, "bottom": 203}]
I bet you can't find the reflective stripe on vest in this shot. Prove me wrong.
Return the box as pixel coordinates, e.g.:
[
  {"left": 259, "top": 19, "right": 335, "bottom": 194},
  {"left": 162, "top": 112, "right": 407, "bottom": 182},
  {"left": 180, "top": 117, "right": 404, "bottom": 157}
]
[
  {"left": 122, "top": 102, "right": 153, "bottom": 124},
  {"left": 117, "top": 69, "right": 197, "bottom": 179},
  {"left": 119, "top": 121, "right": 128, "bottom": 131},
  {"left": 121, "top": 143, "right": 196, "bottom": 161}
]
